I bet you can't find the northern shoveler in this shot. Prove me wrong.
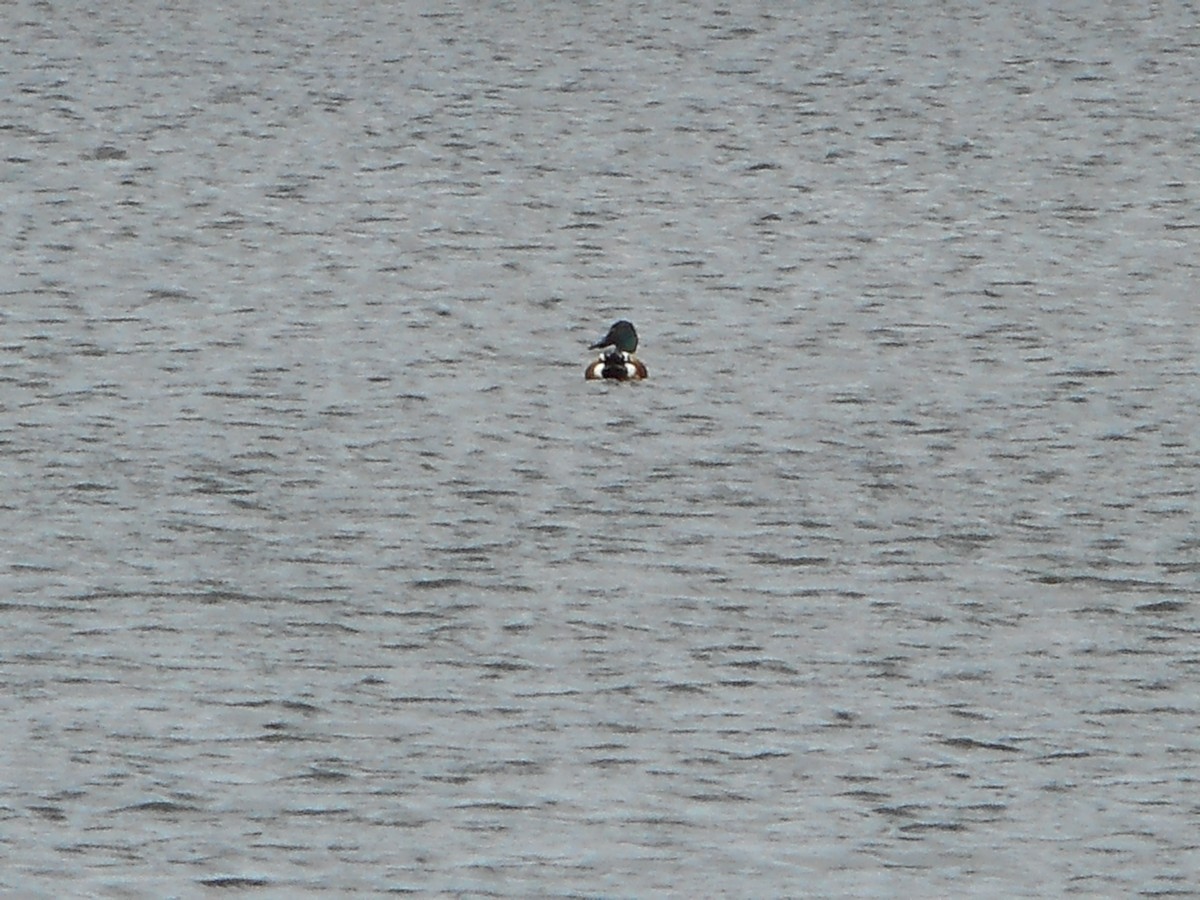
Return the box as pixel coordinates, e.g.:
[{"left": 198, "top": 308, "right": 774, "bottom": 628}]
[{"left": 584, "top": 320, "right": 648, "bottom": 381}]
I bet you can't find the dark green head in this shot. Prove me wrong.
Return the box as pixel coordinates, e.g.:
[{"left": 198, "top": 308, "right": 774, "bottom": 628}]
[{"left": 589, "top": 320, "right": 639, "bottom": 353}]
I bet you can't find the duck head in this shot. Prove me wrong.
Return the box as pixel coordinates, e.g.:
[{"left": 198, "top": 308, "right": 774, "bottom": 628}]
[{"left": 589, "top": 320, "right": 639, "bottom": 354}]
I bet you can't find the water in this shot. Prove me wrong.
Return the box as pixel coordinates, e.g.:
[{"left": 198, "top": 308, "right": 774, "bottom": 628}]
[{"left": 3, "top": 1, "right": 1198, "bottom": 895}]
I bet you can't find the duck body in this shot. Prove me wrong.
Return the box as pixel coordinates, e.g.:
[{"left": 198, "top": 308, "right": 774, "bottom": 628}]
[
  {"left": 585, "top": 351, "right": 649, "bottom": 381},
  {"left": 584, "top": 320, "right": 648, "bottom": 382}
]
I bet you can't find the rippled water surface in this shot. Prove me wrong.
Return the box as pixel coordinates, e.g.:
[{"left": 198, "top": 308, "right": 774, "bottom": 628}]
[{"left": 3, "top": 1, "right": 1199, "bottom": 895}]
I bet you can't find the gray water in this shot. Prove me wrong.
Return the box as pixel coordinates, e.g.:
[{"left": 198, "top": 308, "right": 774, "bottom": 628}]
[{"left": 3, "top": 1, "right": 1198, "bottom": 896}]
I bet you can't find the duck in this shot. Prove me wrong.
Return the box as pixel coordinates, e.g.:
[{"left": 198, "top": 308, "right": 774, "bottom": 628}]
[{"left": 585, "top": 320, "right": 648, "bottom": 381}]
